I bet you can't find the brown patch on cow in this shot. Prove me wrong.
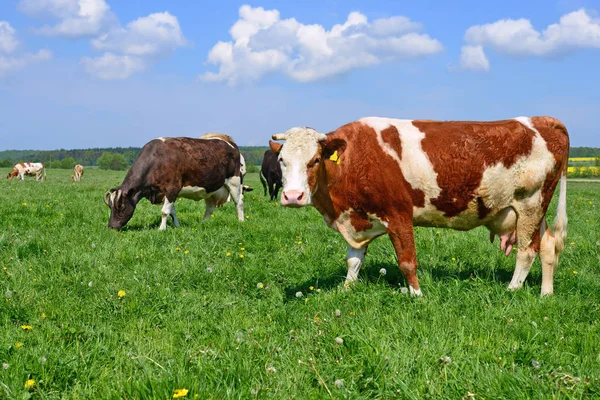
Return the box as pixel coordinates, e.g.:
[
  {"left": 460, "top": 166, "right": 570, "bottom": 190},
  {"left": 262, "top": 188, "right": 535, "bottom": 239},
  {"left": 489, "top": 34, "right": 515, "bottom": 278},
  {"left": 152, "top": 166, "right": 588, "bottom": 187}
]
[
  {"left": 414, "top": 119, "right": 536, "bottom": 217},
  {"left": 20, "top": 163, "right": 26, "bottom": 168},
  {"left": 477, "top": 197, "right": 491, "bottom": 219},
  {"left": 350, "top": 210, "right": 373, "bottom": 232}
]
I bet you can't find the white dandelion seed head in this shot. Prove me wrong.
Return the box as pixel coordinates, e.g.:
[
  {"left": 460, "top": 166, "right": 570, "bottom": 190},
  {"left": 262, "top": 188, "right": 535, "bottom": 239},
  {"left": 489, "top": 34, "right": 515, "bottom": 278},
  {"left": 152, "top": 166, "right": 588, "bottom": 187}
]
[
  {"left": 335, "top": 337, "right": 344, "bottom": 345},
  {"left": 531, "top": 359, "right": 540, "bottom": 369},
  {"left": 439, "top": 356, "right": 452, "bottom": 365},
  {"left": 5, "top": 290, "right": 12, "bottom": 298},
  {"left": 2, "top": 363, "right": 9, "bottom": 370},
  {"left": 88, "top": 281, "right": 93, "bottom": 287},
  {"left": 257, "top": 282, "right": 264, "bottom": 289},
  {"left": 335, "top": 309, "right": 342, "bottom": 317},
  {"left": 400, "top": 287, "right": 409, "bottom": 294},
  {"left": 295, "top": 291, "right": 303, "bottom": 298},
  {"left": 38, "top": 356, "right": 47, "bottom": 364},
  {"left": 379, "top": 268, "right": 387, "bottom": 276},
  {"left": 91, "top": 243, "right": 96, "bottom": 249},
  {"left": 236, "top": 332, "right": 244, "bottom": 343},
  {"left": 531, "top": 321, "right": 538, "bottom": 329},
  {"left": 334, "top": 379, "right": 344, "bottom": 388},
  {"left": 206, "top": 267, "right": 213, "bottom": 273},
  {"left": 266, "top": 366, "right": 277, "bottom": 373}
]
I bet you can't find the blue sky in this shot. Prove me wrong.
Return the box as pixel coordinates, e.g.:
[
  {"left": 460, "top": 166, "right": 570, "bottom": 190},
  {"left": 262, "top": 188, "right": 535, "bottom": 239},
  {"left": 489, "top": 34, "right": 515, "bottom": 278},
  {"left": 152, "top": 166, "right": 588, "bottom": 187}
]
[{"left": 1, "top": 0, "right": 599, "bottom": 150}]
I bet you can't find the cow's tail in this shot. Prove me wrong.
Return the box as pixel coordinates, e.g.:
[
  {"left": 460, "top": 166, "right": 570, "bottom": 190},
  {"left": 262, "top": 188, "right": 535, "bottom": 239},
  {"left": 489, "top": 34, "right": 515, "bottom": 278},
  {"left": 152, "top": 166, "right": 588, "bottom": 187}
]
[
  {"left": 551, "top": 171, "right": 567, "bottom": 255},
  {"left": 259, "top": 169, "right": 267, "bottom": 196}
]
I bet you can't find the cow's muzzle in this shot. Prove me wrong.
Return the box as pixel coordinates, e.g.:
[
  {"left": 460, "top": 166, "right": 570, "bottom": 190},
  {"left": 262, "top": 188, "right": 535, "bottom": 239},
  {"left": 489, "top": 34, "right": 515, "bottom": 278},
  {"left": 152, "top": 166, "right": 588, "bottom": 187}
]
[{"left": 281, "top": 190, "right": 307, "bottom": 207}]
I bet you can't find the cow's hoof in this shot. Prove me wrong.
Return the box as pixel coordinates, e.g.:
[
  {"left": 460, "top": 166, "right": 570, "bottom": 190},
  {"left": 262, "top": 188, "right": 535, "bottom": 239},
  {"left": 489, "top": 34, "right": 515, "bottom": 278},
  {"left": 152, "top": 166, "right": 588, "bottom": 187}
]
[{"left": 409, "top": 286, "right": 423, "bottom": 296}]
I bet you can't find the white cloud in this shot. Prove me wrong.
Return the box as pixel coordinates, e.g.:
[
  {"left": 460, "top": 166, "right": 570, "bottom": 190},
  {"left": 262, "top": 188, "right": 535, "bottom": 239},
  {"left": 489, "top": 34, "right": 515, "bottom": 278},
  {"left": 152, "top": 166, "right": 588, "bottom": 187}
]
[
  {"left": 80, "top": 11, "right": 186, "bottom": 80},
  {"left": 0, "top": 21, "right": 52, "bottom": 76},
  {"left": 0, "top": 21, "right": 20, "bottom": 54},
  {"left": 200, "top": 5, "right": 443, "bottom": 85},
  {"left": 91, "top": 12, "right": 186, "bottom": 57},
  {"left": 18, "top": 0, "right": 114, "bottom": 38},
  {"left": 81, "top": 52, "right": 144, "bottom": 79},
  {"left": 460, "top": 45, "right": 489, "bottom": 71},
  {"left": 462, "top": 8, "right": 600, "bottom": 68}
]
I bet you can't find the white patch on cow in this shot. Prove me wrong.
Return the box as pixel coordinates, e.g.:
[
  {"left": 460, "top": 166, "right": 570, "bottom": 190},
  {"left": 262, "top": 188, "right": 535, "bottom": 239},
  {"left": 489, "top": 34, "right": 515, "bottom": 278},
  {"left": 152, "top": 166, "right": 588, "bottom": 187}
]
[
  {"left": 359, "top": 117, "right": 442, "bottom": 220},
  {"left": 224, "top": 175, "right": 245, "bottom": 221},
  {"left": 409, "top": 286, "right": 422, "bottom": 296},
  {"left": 159, "top": 197, "right": 179, "bottom": 230},
  {"left": 332, "top": 209, "right": 388, "bottom": 249},
  {"left": 156, "top": 137, "right": 166, "bottom": 142},
  {"left": 277, "top": 127, "right": 323, "bottom": 203}
]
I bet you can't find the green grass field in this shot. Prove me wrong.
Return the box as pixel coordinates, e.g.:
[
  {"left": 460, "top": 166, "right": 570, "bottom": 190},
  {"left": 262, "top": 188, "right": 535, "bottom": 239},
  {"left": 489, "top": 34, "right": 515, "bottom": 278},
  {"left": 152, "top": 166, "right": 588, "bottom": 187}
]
[{"left": 1, "top": 169, "right": 599, "bottom": 399}]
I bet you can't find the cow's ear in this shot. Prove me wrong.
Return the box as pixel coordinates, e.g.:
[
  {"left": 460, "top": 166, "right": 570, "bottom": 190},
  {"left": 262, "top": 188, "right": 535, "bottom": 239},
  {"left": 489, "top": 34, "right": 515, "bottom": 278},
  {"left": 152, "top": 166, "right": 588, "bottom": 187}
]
[
  {"left": 322, "top": 138, "right": 346, "bottom": 161},
  {"left": 269, "top": 140, "right": 283, "bottom": 154}
]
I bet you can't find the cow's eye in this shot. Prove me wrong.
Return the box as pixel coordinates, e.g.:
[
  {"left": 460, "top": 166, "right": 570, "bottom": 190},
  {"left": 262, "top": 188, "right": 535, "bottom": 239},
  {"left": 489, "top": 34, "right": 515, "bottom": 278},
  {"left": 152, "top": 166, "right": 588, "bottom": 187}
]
[{"left": 311, "top": 157, "right": 320, "bottom": 167}]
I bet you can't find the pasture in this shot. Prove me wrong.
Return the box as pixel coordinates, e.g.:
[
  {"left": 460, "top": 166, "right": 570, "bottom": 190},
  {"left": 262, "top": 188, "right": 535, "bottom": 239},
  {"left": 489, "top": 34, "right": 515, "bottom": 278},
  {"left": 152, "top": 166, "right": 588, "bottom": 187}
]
[{"left": 1, "top": 168, "right": 599, "bottom": 399}]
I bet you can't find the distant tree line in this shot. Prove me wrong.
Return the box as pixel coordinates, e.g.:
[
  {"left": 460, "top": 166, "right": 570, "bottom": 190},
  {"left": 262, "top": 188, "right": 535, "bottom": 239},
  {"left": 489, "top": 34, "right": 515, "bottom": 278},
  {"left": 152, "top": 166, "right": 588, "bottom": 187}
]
[{"left": 0, "top": 146, "right": 270, "bottom": 171}]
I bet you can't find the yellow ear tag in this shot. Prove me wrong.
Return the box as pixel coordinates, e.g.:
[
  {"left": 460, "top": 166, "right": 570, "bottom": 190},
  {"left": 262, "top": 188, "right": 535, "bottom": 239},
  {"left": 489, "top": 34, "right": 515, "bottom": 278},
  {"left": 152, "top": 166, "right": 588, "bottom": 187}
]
[{"left": 329, "top": 150, "right": 341, "bottom": 164}]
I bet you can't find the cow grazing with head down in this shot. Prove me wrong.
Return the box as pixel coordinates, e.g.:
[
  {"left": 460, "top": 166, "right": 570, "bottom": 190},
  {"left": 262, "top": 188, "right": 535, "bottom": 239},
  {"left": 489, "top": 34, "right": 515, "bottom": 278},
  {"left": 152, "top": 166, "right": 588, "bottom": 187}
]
[
  {"left": 7, "top": 163, "right": 46, "bottom": 181},
  {"left": 259, "top": 148, "right": 283, "bottom": 200},
  {"left": 72, "top": 164, "right": 84, "bottom": 181},
  {"left": 104, "top": 134, "right": 244, "bottom": 230},
  {"left": 270, "top": 116, "right": 569, "bottom": 296}
]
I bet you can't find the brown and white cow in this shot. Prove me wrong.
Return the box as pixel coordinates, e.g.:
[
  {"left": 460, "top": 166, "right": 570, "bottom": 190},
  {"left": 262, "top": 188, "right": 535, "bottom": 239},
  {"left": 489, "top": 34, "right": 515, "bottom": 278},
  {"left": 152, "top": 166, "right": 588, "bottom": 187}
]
[
  {"left": 104, "top": 134, "right": 244, "bottom": 230},
  {"left": 7, "top": 162, "right": 46, "bottom": 181},
  {"left": 270, "top": 116, "right": 569, "bottom": 296},
  {"left": 72, "top": 164, "right": 84, "bottom": 181}
]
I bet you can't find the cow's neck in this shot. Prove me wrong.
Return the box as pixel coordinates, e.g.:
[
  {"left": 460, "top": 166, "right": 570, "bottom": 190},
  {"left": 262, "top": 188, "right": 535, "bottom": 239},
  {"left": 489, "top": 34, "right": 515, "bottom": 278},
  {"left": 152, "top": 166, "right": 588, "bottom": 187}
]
[{"left": 311, "top": 162, "right": 339, "bottom": 226}]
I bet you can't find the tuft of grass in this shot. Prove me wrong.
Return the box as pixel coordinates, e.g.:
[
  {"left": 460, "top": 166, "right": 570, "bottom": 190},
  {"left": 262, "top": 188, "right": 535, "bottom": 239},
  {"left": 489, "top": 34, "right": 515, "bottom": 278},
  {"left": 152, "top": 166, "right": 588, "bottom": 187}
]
[{"left": 1, "top": 168, "right": 599, "bottom": 399}]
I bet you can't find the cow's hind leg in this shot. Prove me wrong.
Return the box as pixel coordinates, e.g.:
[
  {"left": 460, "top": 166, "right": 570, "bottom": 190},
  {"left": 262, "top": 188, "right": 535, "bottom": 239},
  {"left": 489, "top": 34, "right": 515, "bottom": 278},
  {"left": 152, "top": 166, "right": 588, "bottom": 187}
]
[
  {"left": 345, "top": 246, "right": 367, "bottom": 285},
  {"left": 260, "top": 171, "right": 268, "bottom": 197},
  {"left": 507, "top": 205, "right": 542, "bottom": 291},
  {"left": 539, "top": 219, "right": 558, "bottom": 296},
  {"left": 388, "top": 216, "right": 421, "bottom": 296},
  {"left": 225, "top": 176, "right": 244, "bottom": 221}
]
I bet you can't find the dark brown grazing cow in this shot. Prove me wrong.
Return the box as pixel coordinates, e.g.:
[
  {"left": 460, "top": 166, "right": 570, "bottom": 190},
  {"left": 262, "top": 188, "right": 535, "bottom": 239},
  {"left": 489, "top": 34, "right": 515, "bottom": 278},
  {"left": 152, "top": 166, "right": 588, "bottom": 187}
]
[
  {"left": 104, "top": 135, "right": 244, "bottom": 230},
  {"left": 270, "top": 116, "right": 569, "bottom": 296},
  {"left": 259, "top": 148, "right": 283, "bottom": 200}
]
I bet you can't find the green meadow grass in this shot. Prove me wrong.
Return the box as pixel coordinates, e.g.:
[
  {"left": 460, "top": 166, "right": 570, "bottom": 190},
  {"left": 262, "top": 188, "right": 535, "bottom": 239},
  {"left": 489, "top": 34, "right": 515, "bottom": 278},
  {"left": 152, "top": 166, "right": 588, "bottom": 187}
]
[{"left": 1, "top": 168, "right": 599, "bottom": 399}]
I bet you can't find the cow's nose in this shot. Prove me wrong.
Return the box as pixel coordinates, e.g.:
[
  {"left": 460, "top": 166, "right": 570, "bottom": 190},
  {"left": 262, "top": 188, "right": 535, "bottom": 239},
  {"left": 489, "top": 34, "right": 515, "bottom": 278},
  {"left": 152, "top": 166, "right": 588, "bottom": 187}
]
[{"left": 282, "top": 190, "right": 305, "bottom": 206}]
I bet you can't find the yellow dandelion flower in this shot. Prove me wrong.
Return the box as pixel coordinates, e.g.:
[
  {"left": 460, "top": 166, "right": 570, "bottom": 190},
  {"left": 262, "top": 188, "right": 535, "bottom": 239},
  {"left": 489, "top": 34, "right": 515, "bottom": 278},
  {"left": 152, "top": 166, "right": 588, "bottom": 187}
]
[
  {"left": 41, "top": 313, "right": 46, "bottom": 319},
  {"left": 240, "top": 247, "right": 245, "bottom": 251},
  {"left": 173, "top": 388, "right": 189, "bottom": 398},
  {"left": 226, "top": 252, "right": 231, "bottom": 257},
  {"left": 239, "top": 254, "right": 244, "bottom": 258},
  {"left": 176, "top": 247, "right": 181, "bottom": 251},
  {"left": 309, "top": 286, "right": 314, "bottom": 291},
  {"left": 452, "top": 257, "right": 456, "bottom": 261},
  {"left": 314, "top": 316, "right": 320, "bottom": 322},
  {"left": 245, "top": 215, "right": 249, "bottom": 219},
  {"left": 571, "top": 242, "right": 575, "bottom": 245},
  {"left": 298, "top": 241, "right": 302, "bottom": 245},
  {"left": 573, "top": 270, "right": 578, "bottom": 275},
  {"left": 118, "top": 290, "right": 126, "bottom": 298},
  {"left": 15, "top": 342, "right": 23, "bottom": 349},
  {"left": 436, "top": 231, "right": 440, "bottom": 235},
  {"left": 24, "top": 379, "right": 35, "bottom": 389},
  {"left": 349, "top": 311, "right": 355, "bottom": 316},
  {"left": 21, "top": 325, "right": 32, "bottom": 330},
  {"left": 184, "top": 250, "right": 189, "bottom": 255},
  {"left": 22, "top": 202, "right": 27, "bottom": 206}
]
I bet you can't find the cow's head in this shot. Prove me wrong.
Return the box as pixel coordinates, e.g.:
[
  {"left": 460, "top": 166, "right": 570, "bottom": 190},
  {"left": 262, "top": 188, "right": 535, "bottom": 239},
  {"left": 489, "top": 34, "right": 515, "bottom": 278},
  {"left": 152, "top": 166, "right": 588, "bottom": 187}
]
[
  {"left": 104, "top": 188, "right": 136, "bottom": 230},
  {"left": 270, "top": 127, "right": 345, "bottom": 207},
  {"left": 6, "top": 169, "right": 18, "bottom": 179}
]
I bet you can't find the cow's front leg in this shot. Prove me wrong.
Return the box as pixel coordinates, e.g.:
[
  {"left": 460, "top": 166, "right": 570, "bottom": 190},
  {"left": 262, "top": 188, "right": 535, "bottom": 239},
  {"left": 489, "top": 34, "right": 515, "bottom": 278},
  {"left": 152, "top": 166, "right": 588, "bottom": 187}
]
[
  {"left": 345, "top": 246, "right": 367, "bottom": 285},
  {"left": 388, "top": 217, "right": 421, "bottom": 296},
  {"left": 160, "top": 197, "right": 177, "bottom": 230}
]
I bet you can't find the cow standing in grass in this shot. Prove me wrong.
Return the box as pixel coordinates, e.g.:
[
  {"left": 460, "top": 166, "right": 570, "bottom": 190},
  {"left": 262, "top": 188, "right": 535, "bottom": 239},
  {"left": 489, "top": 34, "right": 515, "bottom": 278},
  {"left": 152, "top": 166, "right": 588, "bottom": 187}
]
[
  {"left": 270, "top": 116, "right": 569, "bottom": 296},
  {"left": 72, "top": 164, "right": 84, "bottom": 181},
  {"left": 104, "top": 134, "right": 244, "bottom": 230},
  {"left": 7, "top": 162, "right": 46, "bottom": 181},
  {"left": 259, "top": 148, "right": 282, "bottom": 200}
]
